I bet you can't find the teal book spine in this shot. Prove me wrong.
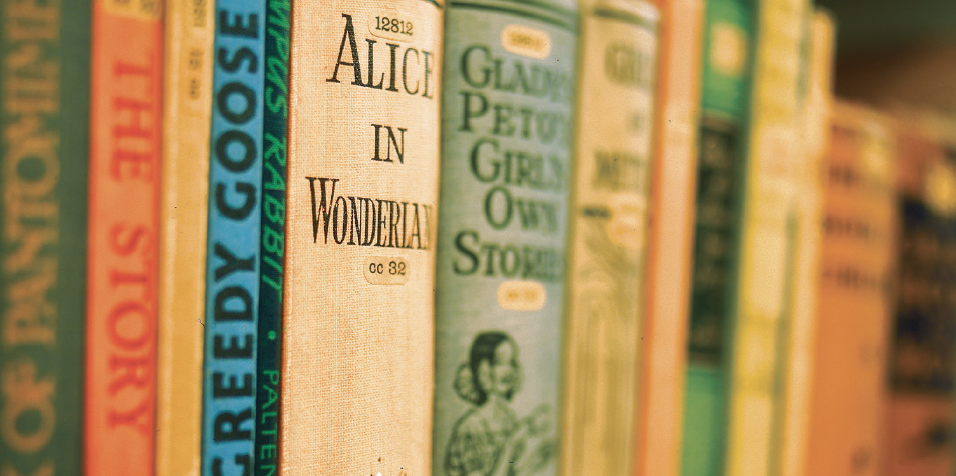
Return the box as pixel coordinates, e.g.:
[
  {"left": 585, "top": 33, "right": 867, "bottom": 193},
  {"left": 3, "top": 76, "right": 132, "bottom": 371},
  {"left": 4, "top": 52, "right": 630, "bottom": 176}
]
[
  {"left": 254, "top": 0, "right": 290, "bottom": 473},
  {"left": 0, "top": 0, "right": 91, "bottom": 474},
  {"left": 680, "top": 0, "right": 752, "bottom": 474},
  {"left": 433, "top": 1, "right": 578, "bottom": 476},
  {"left": 202, "top": 0, "right": 265, "bottom": 473}
]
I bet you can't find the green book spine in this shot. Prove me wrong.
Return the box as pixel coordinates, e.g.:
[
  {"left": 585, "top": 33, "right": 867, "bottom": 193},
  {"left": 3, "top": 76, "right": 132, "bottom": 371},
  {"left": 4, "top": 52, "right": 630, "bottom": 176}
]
[
  {"left": 255, "top": 0, "right": 290, "bottom": 473},
  {"left": 0, "top": 0, "right": 91, "bottom": 474},
  {"left": 681, "top": 0, "right": 752, "bottom": 474},
  {"left": 433, "top": 1, "right": 578, "bottom": 475}
]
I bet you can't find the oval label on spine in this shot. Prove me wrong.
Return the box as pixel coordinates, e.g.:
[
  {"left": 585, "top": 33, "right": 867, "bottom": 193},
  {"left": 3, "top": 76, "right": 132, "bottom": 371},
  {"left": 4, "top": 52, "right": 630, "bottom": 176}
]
[
  {"left": 368, "top": 10, "right": 416, "bottom": 43},
  {"left": 364, "top": 256, "right": 411, "bottom": 285},
  {"left": 501, "top": 24, "right": 551, "bottom": 59},
  {"left": 607, "top": 193, "right": 647, "bottom": 249},
  {"left": 497, "top": 280, "right": 547, "bottom": 311}
]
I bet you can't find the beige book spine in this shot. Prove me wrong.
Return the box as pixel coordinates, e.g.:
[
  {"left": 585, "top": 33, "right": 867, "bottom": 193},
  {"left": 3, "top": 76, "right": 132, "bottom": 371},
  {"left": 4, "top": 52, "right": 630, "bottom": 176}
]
[
  {"left": 561, "top": 1, "right": 659, "bottom": 475},
  {"left": 281, "top": 2, "right": 443, "bottom": 474},
  {"left": 778, "top": 10, "right": 833, "bottom": 476},
  {"left": 156, "top": 0, "right": 214, "bottom": 474},
  {"left": 724, "top": 0, "right": 811, "bottom": 474}
]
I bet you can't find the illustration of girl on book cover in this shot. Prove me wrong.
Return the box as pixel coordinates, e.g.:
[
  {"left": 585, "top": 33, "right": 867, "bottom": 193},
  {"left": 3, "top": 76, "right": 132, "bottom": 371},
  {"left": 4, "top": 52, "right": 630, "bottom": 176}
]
[{"left": 444, "top": 331, "right": 556, "bottom": 476}]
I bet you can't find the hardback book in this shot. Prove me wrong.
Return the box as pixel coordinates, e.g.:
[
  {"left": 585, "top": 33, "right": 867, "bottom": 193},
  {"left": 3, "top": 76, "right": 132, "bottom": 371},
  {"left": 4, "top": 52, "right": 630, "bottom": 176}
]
[
  {"left": 157, "top": 0, "right": 214, "bottom": 473},
  {"left": 722, "top": 0, "right": 810, "bottom": 473},
  {"left": 254, "top": 0, "right": 290, "bottom": 473},
  {"left": 805, "top": 101, "right": 897, "bottom": 476},
  {"left": 883, "top": 110, "right": 956, "bottom": 476},
  {"left": 636, "top": 0, "right": 703, "bottom": 474},
  {"left": 680, "top": 0, "right": 751, "bottom": 473},
  {"left": 779, "top": 9, "right": 833, "bottom": 476},
  {"left": 560, "top": 1, "right": 659, "bottom": 475},
  {"left": 433, "top": 1, "right": 577, "bottom": 476},
  {"left": 201, "top": 0, "right": 266, "bottom": 473},
  {"left": 85, "top": 0, "right": 164, "bottom": 473},
  {"left": 0, "top": 0, "right": 91, "bottom": 474},
  {"left": 281, "top": 1, "right": 443, "bottom": 474}
]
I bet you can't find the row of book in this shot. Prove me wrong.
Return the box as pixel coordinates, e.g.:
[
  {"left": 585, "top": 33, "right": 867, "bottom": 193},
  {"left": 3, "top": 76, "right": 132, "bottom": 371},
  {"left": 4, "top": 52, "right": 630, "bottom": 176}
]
[{"left": 1, "top": 0, "right": 953, "bottom": 475}]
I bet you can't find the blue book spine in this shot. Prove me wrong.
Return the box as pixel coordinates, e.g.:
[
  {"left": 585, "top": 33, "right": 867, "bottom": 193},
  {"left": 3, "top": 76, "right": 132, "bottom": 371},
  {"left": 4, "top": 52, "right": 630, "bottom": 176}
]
[{"left": 202, "top": 2, "right": 265, "bottom": 474}]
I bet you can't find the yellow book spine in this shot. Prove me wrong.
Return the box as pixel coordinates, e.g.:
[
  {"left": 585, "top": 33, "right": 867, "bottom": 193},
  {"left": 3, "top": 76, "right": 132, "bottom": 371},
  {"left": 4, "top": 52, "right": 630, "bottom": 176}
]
[
  {"left": 779, "top": 10, "right": 833, "bottom": 476},
  {"left": 724, "top": 0, "right": 810, "bottom": 474},
  {"left": 156, "top": 0, "right": 214, "bottom": 473},
  {"left": 636, "top": 0, "right": 703, "bottom": 475}
]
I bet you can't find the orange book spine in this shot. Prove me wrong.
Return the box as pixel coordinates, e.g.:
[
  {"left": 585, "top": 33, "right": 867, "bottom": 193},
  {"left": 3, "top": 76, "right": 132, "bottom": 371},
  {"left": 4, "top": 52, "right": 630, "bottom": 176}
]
[
  {"left": 806, "top": 101, "right": 897, "bottom": 476},
  {"left": 85, "top": 0, "right": 163, "bottom": 474},
  {"left": 883, "top": 112, "right": 956, "bottom": 476},
  {"left": 637, "top": 0, "right": 703, "bottom": 475}
]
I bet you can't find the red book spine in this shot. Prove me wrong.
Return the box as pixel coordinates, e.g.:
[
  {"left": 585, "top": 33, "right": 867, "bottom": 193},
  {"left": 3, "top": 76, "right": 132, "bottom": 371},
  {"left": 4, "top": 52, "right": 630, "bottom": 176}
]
[{"left": 85, "top": 0, "right": 163, "bottom": 474}]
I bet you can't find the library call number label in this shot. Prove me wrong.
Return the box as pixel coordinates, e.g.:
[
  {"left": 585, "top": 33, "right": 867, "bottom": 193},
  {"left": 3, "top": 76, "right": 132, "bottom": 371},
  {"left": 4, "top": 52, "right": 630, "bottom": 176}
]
[
  {"left": 364, "top": 256, "right": 411, "bottom": 285},
  {"left": 368, "top": 10, "right": 415, "bottom": 42}
]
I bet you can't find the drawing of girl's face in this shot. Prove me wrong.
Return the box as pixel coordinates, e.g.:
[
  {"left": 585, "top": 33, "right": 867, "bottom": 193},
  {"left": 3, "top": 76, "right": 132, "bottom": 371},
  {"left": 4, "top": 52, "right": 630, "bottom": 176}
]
[{"left": 486, "top": 339, "right": 518, "bottom": 397}]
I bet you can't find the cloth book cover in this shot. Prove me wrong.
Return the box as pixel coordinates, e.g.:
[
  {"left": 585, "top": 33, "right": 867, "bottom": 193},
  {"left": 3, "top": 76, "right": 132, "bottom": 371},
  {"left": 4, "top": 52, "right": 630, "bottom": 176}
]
[
  {"left": 281, "top": 1, "right": 443, "bottom": 474},
  {"left": 434, "top": 1, "right": 577, "bottom": 476}
]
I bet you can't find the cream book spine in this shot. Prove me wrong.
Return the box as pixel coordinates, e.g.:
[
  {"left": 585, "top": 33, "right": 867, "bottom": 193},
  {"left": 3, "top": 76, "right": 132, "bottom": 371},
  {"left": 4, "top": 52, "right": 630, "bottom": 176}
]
[
  {"left": 778, "top": 9, "right": 833, "bottom": 476},
  {"left": 561, "top": 1, "right": 659, "bottom": 475},
  {"left": 723, "top": 0, "right": 811, "bottom": 474},
  {"left": 281, "top": 1, "right": 443, "bottom": 474}
]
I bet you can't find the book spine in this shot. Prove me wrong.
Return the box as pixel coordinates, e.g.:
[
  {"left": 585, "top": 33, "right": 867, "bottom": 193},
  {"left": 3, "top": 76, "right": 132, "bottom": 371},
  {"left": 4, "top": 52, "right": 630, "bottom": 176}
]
[
  {"left": 202, "top": 1, "right": 265, "bottom": 474},
  {"left": 884, "top": 117, "right": 955, "bottom": 476},
  {"left": 806, "top": 103, "right": 896, "bottom": 476},
  {"left": 560, "top": 1, "right": 658, "bottom": 476},
  {"left": 434, "top": 2, "right": 576, "bottom": 476},
  {"left": 254, "top": 0, "right": 290, "bottom": 473},
  {"left": 778, "top": 9, "right": 831, "bottom": 476},
  {"left": 0, "top": 0, "right": 91, "bottom": 474},
  {"left": 281, "top": 1, "right": 443, "bottom": 474},
  {"left": 724, "top": 0, "right": 810, "bottom": 474},
  {"left": 637, "top": 0, "right": 703, "bottom": 474},
  {"left": 680, "top": 0, "right": 750, "bottom": 474},
  {"left": 85, "top": 0, "right": 164, "bottom": 473},
  {"left": 157, "top": 0, "right": 214, "bottom": 473}
]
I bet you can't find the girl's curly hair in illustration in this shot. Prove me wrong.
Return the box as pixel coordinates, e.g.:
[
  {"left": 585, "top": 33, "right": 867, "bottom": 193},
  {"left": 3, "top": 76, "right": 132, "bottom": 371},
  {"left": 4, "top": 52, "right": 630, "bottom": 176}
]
[{"left": 453, "top": 331, "right": 522, "bottom": 406}]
